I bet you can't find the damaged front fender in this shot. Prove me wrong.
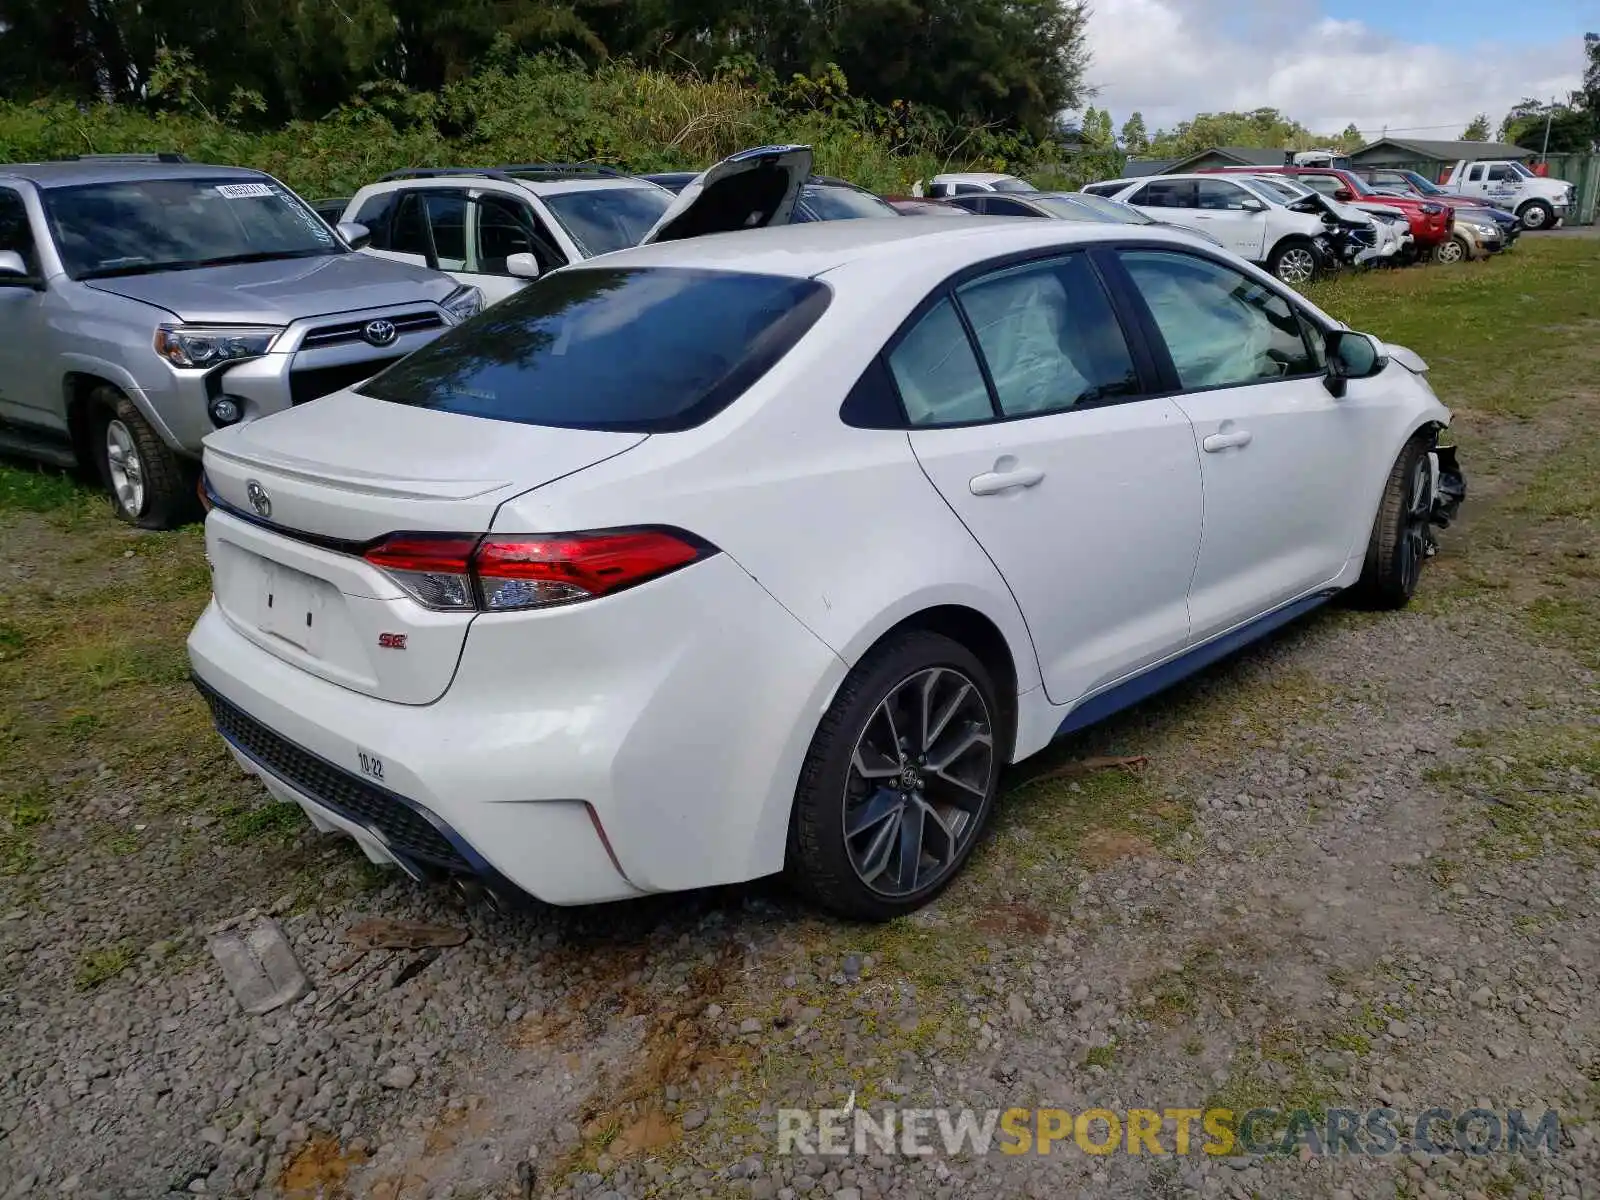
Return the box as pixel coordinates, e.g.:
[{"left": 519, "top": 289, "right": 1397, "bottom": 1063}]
[{"left": 1430, "top": 442, "right": 1466, "bottom": 530}]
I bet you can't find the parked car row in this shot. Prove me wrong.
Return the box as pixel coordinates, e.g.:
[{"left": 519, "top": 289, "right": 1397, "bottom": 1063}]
[{"left": 2, "top": 145, "right": 1470, "bottom": 918}]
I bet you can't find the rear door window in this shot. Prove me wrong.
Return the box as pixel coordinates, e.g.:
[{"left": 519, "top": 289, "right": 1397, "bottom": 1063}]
[
  {"left": 1129, "top": 180, "right": 1195, "bottom": 208},
  {"left": 352, "top": 191, "right": 399, "bottom": 249},
  {"left": 360, "top": 267, "right": 831, "bottom": 432}
]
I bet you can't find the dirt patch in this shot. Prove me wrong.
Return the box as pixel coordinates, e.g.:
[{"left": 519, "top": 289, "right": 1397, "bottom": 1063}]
[
  {"left": 280, "top": 1136, "right": 369, "bottom": 1199},
  {"left": 1078, "top": 828, "right": 1155, "bottom": 866}
]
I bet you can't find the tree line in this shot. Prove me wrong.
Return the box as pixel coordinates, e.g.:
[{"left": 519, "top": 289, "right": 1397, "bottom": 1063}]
[{"left": 0, "top": 0, "right": 1089, "bottom": 140}]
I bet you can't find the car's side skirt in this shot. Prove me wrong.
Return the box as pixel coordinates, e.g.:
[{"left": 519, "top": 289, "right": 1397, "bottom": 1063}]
[{"left": 1053, "top": 588, "right": 1342, "bottom": 739}]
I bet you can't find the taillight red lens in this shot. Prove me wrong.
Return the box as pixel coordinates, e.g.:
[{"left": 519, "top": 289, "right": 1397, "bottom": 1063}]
[
  {"left": 361, "top": 529, "right": 708, "bottom": 612},
  {"left": 475, "top": 531, "right": 705, "bottom": 610},
  {"left": 363, "top": 534, "right": 480, "bottom": 611}
]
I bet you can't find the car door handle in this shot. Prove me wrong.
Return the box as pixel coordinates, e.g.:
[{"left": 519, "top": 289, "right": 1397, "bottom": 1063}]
[
  {"left": 969, "top": 466, "right": 1045, "bottom": 495},
  {"left": 1202, "top": 430, "right": 1253, "bottom": 452}
]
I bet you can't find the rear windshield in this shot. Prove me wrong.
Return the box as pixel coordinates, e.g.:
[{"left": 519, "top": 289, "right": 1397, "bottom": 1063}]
[
  {"left": 990, "top": 178, "right": 1038, "bottom": 194},
  {"left": 360, "top": 267, "right": 831, "bottom": 432}
]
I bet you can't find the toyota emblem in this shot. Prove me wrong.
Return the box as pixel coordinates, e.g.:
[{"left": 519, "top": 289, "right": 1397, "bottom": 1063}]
[
  {"left": 363, "top": 319, "right": 398, "bottom": 347},
  {"left": 246, "top": 480, "right": 272, "bottom": 519}
]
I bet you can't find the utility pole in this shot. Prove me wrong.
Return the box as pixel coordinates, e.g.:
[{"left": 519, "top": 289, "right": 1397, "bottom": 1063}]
[{"left": 1540, "top": 97, "right": 1554, "bottom": 164}]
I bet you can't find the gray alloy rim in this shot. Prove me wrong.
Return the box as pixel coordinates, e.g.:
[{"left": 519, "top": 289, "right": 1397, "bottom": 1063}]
[
  {"left": 1399, "top": 456, "right": 1431, "bottom": 595},
  {"left": 105, "top": 419, "right": 145, "bottom": 517},
  {"left": 1437, "top": 238, "right": 1465, "bottom": 264},
  {"left": 1276, "top": 248, "right": 1316, "bottom": 284},
  {"left": 1522, "top": 205, "right": 1548, "bottom": 229},
  {"left": 843, "top": 666, "right": 995, "bottom": 898}
]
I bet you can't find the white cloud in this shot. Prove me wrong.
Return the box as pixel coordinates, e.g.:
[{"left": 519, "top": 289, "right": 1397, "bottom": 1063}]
[{"left": 1082, "top": 0, "right": 1586, "bottom": 143}]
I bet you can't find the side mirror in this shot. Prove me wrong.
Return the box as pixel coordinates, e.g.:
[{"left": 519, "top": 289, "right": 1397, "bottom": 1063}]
[
  {"left": 0, "top": 250, "right": 32, "bottom": 283},
  {"left": 1240, "top": 198, "right": 1267, "bottom": 213},
  {"left": 1333, "top": 188, "right": 1354, "bottom": 203},
  {"left": 336, "top": 221, "right": 371, "bottom": 250},
  {"left": 505, "top": 252, "right": 541, "bottom": 280},
  {"left": 1323, "top": 330, "right": 1387, "bottom": 397}
]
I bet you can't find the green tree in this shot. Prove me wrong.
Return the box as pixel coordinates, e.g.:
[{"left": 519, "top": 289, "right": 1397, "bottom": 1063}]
[
  {"left": 1461, "top": 113, "right": 1492, "bottom": 140},
  {"left": 1120, "top": 110, "right": 1148, "bottom": 154},
  {"left": 1146, "top": 107, "right": 1315, "bottom": 156}
]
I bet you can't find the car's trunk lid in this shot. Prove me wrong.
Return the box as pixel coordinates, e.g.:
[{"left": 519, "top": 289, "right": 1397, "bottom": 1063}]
[
  {"left": 640, "top": 145, "right": 812, "bottom": 244},
  {"left": 201, "top": 391, "right": 646, "bottom": 703}
]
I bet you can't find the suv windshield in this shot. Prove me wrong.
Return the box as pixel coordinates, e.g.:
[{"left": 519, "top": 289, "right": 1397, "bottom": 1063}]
[
  {"left": 540, "top": 187, "right": 673, "bottom": 257},
  {"left": 1398, "top": 171, "right": 1444, "bottom": 195},
  {"left": 991, "top": 178, "right": 1039, "bottom": 194},
  {"left": 43, "top": 177, "right": 340, "bottom": 280},
  {"left": 360, "top": 267, "right": 831, "bottom": 432}
]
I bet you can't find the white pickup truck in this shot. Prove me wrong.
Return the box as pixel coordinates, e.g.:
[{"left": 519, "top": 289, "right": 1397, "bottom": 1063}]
[{"left": 1439, "top": 159, "right": 1576, "bottom": 230}]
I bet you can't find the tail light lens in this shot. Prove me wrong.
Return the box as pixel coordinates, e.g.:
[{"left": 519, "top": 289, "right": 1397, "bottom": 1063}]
[{"left": 362, "top": 529, "right": 711, "bottom": 612}]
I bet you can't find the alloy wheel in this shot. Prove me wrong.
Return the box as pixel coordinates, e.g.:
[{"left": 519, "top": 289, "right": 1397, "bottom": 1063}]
[
  {"left": 842, "top": 667, "right": 995, "bottom": 899},
  {"left": 1398, "top": 455, "right": 1431, "bottom": 596},
  {"left": 1522, "top": 206, "right": 1548, "bottom": 229},
  {"left": 1276, "top": 248, "right": 1316, "bottom": 285},
  {"left": 105, "top": 419, "right": 146, "bottom": 517},
  {"left": 1436, "top": 238, "right": 1465, "bottom": 264}
]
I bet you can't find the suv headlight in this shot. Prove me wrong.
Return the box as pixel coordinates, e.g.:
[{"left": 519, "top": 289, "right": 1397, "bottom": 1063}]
[
  {"left": 1420, "top": 203, "right": 1444, "bottom": 215},
  {"left": 441, "top": 285, "right": 485, "bottom": 323},
  {"left": 154, "top": 324, "right": 282, "bottom": 369}
]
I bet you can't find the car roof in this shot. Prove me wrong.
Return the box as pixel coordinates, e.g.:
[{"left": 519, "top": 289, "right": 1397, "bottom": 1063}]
[
  {"left": 0, "top": 160, "right": 270, "bottom": 189},
  {"left": 574, "top": 216, "right": 1213, "bottom": 278}
]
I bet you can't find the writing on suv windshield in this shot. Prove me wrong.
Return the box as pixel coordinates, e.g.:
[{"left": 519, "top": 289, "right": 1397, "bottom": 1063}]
[{"left": 44, "top": 178, "right": 340, "bottom": 280}]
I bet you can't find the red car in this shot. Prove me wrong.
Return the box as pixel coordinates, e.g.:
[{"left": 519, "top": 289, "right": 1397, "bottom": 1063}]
[{"left": 1200, "top": 165, "right": 1454, "bottom": 252}]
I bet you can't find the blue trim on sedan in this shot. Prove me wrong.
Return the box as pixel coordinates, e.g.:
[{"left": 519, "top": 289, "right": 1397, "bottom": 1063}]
[{"left": 1054, "top": 589, "right": 1340, "bottom": 738}]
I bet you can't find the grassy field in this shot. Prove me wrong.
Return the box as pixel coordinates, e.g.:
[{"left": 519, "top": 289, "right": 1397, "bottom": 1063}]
[{"left": 1, "top": 236, "right": 1597, "bottom": 945}]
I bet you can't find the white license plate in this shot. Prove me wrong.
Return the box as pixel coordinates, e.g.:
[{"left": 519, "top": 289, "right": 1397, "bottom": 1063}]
[{"left": 258, "top": 562, "right": 327, "bottom": 656}]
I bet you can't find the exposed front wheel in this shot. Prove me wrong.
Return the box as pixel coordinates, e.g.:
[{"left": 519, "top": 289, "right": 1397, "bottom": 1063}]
[
  {"left": 1433, "top": 235, "right": 1468, "bottom": 264},
  {"left": 1351, "top": 436, "right": 1433, "bottom": 610},
  {"left": 787, "top": 631, "right": 1002, "bottom": 921},
  {"left": 1268, "top": 239, "right": 1318, "bottom": 286},
  {"left": 92, "top": 389, "right": 198, "bottom": 529},
  {"left": 1518, "top": 200, "right": 1554, "bottom": 231}
]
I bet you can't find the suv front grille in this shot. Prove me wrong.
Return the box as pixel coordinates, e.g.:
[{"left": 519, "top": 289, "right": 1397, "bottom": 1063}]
[
  {"left": 289, "top": 358, "right": 401, "bottom": 406},
  {"left": 195, "top": 680, "right": 473, "bottom": 874},
  {"left": 301, "top": 311, "right": 444, "bottom": 349}
]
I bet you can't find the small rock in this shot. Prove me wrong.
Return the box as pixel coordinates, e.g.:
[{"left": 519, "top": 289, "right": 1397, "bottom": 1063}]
[
  {"left": 682, "top": 1109, "right": 707, "bottom": 1132},
  {"left": 379, "top": 1066, "right": 417, "bottom": 1090},
  {"left": 739, "top": 1018, "right": 763, "bottom": 1035}
]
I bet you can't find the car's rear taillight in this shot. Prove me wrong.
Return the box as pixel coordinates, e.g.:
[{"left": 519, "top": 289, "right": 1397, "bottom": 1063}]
[
  {"left": 361, "top": 529, "right": 712, "bottom": 612},
  {"left": 363, "top": 535, "right": 481, "bottom": 610}
]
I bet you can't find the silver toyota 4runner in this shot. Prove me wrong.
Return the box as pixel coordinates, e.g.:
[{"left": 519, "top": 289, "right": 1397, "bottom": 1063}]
[{"left": 0, "top": 155, "right": 483, "bottom": 528}]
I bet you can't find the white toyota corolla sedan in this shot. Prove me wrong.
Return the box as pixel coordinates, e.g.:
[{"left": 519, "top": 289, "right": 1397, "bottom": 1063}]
[{"left": 188, "top": 204, "right": 1464, "bottom": 920}]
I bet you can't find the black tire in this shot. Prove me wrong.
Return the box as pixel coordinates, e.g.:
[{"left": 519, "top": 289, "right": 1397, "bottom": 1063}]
[
  {"left": 1350, "top": 434, "right": 1433, "bottom": 610},
  {"left": 91, "top": 387, "right": 198, "bottom": 529},
  {"left": 1433, "top": 235, "right": 1468, "bottom": 265},
  {"left": 787, "top": 630, "right": 1003, "bottom": 921},
  {"left": 1267, "top": 237, "right": 1318, "bottom": 286},
  {"left": 1518, "top": 199, "right": 1554, "bottom": 231}
]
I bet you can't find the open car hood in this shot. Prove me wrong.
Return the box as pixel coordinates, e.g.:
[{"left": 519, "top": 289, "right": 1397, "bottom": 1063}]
[{"left": 640, "top": 145, "right": 813, "bottom": 244}]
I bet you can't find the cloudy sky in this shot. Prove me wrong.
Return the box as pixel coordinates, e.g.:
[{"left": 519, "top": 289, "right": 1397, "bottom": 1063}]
[{"left": 1083, "top": 0, "right": 1592, "bottom": 141}]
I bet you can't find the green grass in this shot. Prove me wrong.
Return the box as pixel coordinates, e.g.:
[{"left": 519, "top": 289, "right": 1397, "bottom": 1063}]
[
  {"left": 0, "top": 464, "right": 90, "bottom": 514},
  {"left": 217, "top": 800, "right": 306, "bottom": 845},
  {"left": 74, "top": 943, "right": 134, "bottom": 990}
]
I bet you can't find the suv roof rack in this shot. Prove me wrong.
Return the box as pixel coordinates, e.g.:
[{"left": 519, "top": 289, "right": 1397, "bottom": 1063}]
[
  {"left": 496, "top": 162, "right": 624, "bottom": 178},
  {"left": 377, "top": 163, "right": 625, "bottom": 184},
  {"left": 58, "top": 152, "right": 192, "bottom": 163}
]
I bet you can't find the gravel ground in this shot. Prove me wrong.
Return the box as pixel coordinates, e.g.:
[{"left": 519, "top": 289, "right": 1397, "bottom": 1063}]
[{"left": 1, "top": 252, "right": 1597, "bottom": 1199}]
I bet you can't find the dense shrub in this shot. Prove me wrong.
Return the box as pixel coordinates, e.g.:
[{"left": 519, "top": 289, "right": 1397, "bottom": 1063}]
[{"left": 0, "top": 54, "right": 1118, "bottom": 200}]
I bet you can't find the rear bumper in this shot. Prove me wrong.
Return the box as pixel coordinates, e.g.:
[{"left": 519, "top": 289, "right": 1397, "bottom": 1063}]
[{"left": 186, "top": 551, "right": 847, "bottom": 905}]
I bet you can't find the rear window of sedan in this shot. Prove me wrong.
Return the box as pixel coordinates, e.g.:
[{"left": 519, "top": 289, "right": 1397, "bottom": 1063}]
[{"left": 360, "top": 267, "right": 831, "bottom": 433}]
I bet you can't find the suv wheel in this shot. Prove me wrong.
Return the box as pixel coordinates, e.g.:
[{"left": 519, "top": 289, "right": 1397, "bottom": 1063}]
[
  {"left": 1268, "top": 238, "right": 1318, "bottom": 286},
  {"left": 93, "top": 388, "right": 197, "bottom": 529},
  {"left": 1434, "top": 235, "right": 1468, "bottom": 264}
]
